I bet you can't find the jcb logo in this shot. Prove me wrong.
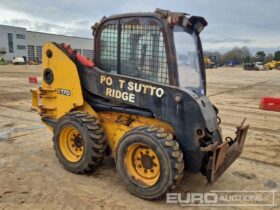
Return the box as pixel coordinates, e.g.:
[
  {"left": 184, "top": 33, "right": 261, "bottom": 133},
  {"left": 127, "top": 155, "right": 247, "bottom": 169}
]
[{"left": 57, "top": 89, "right": 71, "bottom": 96}]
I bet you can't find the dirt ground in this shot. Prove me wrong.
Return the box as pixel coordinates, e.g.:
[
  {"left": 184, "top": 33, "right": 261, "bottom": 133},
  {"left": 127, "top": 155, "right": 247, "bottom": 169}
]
[{"left": 0, "top": 65, "right": 279, "bottom": 209}]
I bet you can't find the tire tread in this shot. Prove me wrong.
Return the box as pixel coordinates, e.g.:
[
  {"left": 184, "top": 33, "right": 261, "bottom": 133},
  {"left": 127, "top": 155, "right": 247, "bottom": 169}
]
[{"left": 53, "top": 111, "right": 106, "bottom": 174}]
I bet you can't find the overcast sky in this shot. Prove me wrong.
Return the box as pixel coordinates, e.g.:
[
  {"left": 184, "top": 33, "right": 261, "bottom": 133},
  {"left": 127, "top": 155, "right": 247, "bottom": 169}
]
[{"left": 0, "top": 0, "right": 279, "bottom": 54}]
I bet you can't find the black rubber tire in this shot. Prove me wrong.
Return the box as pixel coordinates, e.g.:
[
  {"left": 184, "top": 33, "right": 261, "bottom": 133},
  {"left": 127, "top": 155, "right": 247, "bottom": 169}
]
[
  {"left": 116, "top": 125, "right": 184, "bottom": 200},
  {"left": 53, "top": 111, "right": 107, "bottom": 174}
]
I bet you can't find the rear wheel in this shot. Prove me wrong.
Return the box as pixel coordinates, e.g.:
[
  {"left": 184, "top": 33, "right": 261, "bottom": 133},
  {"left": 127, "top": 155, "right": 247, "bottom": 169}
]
[
  {"left": 116, "top": 125, "right": 184, "bottom": 200},
  {"left": 53, "top": 111, "right": 107, "bottom": 173}
]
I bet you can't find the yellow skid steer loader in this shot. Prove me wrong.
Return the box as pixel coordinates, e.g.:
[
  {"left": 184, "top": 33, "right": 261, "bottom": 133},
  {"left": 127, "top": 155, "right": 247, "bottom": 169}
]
[{"left": 31, "top": 9, "right": 249, "bottom": 200}]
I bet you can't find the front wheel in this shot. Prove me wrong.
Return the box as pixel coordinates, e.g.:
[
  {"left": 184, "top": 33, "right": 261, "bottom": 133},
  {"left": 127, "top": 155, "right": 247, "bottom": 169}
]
[
  {"left": 116, "top": 126, "right": 184, "bottom": 200},
  {"left": 53, "top": 111, "right": 107, "bottom": 174}
]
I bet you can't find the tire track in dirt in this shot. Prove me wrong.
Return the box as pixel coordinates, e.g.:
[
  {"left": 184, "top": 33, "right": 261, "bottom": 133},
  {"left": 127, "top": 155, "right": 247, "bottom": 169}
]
[
  {"left": 222, "top": 122, "right": 280, "bottom": 136},
  {"left": 0, "top": 114, "right": 40, "bottom": 123},
  {"left": 0, "top": 104, "right": 32, "bottom": 113},
  {"left": 208, "top": 79, "right": 271, "bottom": 97}
]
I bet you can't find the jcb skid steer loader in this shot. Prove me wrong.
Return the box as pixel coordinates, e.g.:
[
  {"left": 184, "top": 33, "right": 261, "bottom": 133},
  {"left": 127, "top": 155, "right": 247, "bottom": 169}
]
[{"left": 31, "top": 9, "right": 249, "bottom": 199}]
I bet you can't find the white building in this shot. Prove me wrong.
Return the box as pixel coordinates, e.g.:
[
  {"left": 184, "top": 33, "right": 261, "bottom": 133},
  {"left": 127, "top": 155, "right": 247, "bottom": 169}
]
[{"left": 0, "top": 24, "right": 94, "bottom": 62}]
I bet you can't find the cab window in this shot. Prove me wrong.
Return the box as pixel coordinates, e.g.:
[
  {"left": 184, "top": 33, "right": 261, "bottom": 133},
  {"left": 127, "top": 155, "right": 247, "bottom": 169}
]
[
  {"left": 99, "top": 18, "right": 169, "bottom": 84},
  {"left": 99, "top": 24, "right": 118, "bottom": 74}
]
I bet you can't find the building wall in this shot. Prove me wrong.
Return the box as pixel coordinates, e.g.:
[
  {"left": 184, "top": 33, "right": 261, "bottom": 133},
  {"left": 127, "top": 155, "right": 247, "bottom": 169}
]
[
  {"left": 26, "top": 31, "right": 94, "bottom": 62},
  {"left": 0, "top": 25, "right": 28, "bottom": 60},
  {"left": 0, "top": 24, "right": 94, "bottom": 62}
]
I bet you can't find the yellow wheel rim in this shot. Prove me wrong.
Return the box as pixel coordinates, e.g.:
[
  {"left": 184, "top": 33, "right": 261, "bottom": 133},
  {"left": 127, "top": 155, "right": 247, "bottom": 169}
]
[
  {"left": 125, "top": 143, "right": 160, "bottom": 187},
  {"left": 59, "top": 126, "right": 84, "bottom": 163}
]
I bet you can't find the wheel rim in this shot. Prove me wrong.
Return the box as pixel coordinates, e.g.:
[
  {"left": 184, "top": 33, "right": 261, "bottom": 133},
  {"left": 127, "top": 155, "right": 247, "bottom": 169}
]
[
  {"left": 59, "top": 126, "right": 84, "bottom": 163},
  {"left": 125, "top": 143, "right": 160, "bottom": 187}
]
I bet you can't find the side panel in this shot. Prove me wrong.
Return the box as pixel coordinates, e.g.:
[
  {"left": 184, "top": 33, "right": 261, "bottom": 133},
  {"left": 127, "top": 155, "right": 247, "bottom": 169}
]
[{"left": 40, "top": 43, "right": 84, "bottom": 119}]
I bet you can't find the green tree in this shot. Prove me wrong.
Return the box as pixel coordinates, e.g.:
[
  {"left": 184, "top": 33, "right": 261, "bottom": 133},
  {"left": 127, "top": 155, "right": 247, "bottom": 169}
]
[
  {"left": 243, "top": 55, "right": 251, "bottom": 63},
  {"left": 255, "top": 51, "right": 266, "bottom": 62},
  {"left": 274, "top": 51, "right": 280, "bottom": 61}
]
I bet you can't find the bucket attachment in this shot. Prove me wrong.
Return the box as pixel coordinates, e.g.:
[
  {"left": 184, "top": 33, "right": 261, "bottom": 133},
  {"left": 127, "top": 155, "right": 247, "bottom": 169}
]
[{"left": 204, "top": 118, "right": 249, "bottom": 183}]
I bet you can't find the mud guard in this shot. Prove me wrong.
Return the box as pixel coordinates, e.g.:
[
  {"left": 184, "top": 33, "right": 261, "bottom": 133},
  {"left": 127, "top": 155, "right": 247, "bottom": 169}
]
[{"left": 203, "top": 119, "right": 249, "bottom": 183}]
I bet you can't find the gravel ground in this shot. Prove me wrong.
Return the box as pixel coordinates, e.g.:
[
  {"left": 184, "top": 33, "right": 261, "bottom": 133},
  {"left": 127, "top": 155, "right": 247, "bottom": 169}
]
[{"left": 0, "top": 65, "right": 279, "bottom": 209}]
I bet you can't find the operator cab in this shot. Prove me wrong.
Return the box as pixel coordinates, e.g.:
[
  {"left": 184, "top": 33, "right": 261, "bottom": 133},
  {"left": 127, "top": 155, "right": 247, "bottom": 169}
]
[{"left": 93, "top": 9, "right": 207, "bottom": 96}]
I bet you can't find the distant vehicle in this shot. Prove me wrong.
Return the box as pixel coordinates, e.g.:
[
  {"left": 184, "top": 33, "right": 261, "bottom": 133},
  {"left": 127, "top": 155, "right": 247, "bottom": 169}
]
[
  {"left": 243, "top": 62, "right": 264, "bottom": 71},
  {"left": 226, "top": 60, "right": 240, "bottom": 67},
  {"left": 204, "top": 56, "right": 211, "bottom": 68},
  {"left": 264, "top": 60, "right": 280, "bottom": 70},
  {"left": 243, "top": 63, "right": 255, "bottom": 70},
  {"left": 207, "top": 62, "right": 217, "bottom": 69},
  {"left": 204, "top": 55, "right": 219, "bottom": 69},
  {"left": 255, "top": 62, "right": 264, "bottom": 70},
  {"left": 12, "top": 57, "right": 26, "bottom": 65}
]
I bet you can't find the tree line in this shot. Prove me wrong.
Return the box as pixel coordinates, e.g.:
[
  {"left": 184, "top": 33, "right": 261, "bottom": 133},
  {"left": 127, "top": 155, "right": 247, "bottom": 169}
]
[{"left": 204, "top": 46, "right": 280, "bottom": 64}]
